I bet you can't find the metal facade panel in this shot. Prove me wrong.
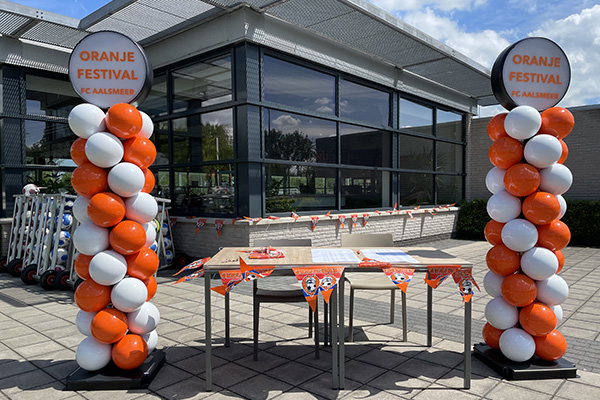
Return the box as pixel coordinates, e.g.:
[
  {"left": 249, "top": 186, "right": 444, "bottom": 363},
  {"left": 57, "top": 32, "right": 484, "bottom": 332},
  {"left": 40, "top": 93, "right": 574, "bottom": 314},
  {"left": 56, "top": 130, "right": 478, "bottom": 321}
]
[
  {"left": 20, "top": 21, "right": 83, "bottom": 48},
  {"left": 267, "top": 0, "right": 354, "bottom": 27},
  {"left": 139, "top": 0, "right": 215, "bottom": 18},
  {"left": 0, "top": 10, "right": 29, "bottom": 35}
]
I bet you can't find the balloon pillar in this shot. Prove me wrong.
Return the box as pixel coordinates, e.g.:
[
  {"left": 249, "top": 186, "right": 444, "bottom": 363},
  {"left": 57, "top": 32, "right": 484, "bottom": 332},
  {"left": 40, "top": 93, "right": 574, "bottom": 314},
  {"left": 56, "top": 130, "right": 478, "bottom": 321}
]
[{"left": 70, "top": 103, "right": 161, "bottom": 373}]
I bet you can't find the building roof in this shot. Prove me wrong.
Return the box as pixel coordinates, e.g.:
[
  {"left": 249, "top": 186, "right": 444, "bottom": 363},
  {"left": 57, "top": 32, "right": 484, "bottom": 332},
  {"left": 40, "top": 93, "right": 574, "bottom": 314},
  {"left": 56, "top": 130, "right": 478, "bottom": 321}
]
[{"left": 0, "top": 0, "right": 495, "bottom": 105}]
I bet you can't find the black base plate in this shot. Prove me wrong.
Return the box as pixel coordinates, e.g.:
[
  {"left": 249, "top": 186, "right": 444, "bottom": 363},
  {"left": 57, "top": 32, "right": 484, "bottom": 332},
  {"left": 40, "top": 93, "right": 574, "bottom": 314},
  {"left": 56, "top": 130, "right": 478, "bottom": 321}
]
[
  {"left": 474, "top": 343, "right": 577, "bottom": 380},
  {"left": 65, "top": 349, "right": 166, "bottom": 391}
]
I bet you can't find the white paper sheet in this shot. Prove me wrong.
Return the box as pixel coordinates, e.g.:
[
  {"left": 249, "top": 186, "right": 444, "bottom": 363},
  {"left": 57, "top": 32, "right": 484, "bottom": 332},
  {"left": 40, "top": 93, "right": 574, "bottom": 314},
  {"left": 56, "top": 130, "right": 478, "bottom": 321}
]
[
  {"left": 311, "top": 248, "right": 361, "bottom": 263},
  {"left": 359, "top": 249, "right": 419, "bottom": 264}
]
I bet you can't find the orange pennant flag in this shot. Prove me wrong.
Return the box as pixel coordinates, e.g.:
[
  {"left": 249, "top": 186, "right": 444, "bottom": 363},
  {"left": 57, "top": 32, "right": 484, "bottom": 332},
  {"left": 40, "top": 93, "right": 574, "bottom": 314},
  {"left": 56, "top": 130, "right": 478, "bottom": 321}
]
[
  {"left": 210, "top": 270, "right": 243, "bottom": 295},
  {"left": 424, "top": 265, "right": 461, "bottom": 289},
  {"left": 239, "top": 257, "right": 275, "bottom": 281},
  {"left": 315, "top": 266, "right": 344, "bottom": 304},
  {"left": 452, "top": 268, "right": 480, "bottom": 303},
  {"left": 382, "top": 267, "right": 415, "bottom": 293},
  {"left": 292, "top": 267, "right": 321, "bottom": 313}
]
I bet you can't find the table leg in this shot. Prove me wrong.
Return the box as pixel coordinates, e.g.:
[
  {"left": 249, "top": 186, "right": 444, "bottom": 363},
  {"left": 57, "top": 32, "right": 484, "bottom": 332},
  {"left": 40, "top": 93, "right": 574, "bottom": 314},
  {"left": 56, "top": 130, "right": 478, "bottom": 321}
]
[
  {"left": 205, "top": 272, "right": 212, "bottom": 391},
  {"left": 402, "top": 290, "right": 407, "bottom": 342},
  {"left": 464, "top": 297, "right": 472, "bottom": 389},
  {"left": 331, "top": 285, "right": 339, "bottom": 389},
  {"left": 338, "top": 272, "right": 345, "bottom": 389},
  {"left": 225, "top": 291, "right": 230, "bottom": 348},
  {"left": 427, "top": 282, "right": 433, "bottom": 347}
]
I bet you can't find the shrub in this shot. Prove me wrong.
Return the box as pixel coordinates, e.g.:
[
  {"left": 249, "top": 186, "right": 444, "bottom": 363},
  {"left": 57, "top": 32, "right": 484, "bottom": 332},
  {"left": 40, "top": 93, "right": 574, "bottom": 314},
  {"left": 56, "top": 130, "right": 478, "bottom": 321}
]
[{"left": 455, "top": 199, "right": 488, "bottom": 240}]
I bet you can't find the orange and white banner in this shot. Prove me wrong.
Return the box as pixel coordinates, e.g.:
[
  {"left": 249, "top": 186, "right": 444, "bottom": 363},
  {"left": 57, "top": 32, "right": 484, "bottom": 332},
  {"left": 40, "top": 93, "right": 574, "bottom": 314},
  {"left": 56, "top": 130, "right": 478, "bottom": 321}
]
[
  {"left": 239, "top": 257, "right": 275, "bottom": 281},
  {"left": 211, "top": 270, "right": 243, "bottom": 295},
  {"left": 424, "top": 265, "right": 461, "bottom": 289},
  {"left": 382, "top": 267, "right": 415, "bottom": 293},
  {"left": 452, "top": 268, "right": 480, "bottom": 303},
  {"left": 292, "top": 266, "right": 344, "bottom": 312}
]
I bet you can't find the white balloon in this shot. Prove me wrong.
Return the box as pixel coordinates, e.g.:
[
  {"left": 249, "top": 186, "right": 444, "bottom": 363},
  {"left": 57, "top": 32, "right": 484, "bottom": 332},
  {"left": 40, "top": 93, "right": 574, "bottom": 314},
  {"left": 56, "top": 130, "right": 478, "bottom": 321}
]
[
  {"left": 69, "top": 103, "right": 106, "bottom": 139},
  {"left": 485, "top": 297, "right": 519, "bottom": 330},
  {"left": 486, "top": 167, "right": 506, "bottom": 194},
  {"left": 139, "top": 111, "right": 154, "bottom": 139},
  {"left": 127, "top": 302, "right": 160, "bottom": 335},
  {"left": 142, "top": 329, "right": 158, "bottom": 353},
  {"left": 499, "top": 328, "right": 535, "bottom": 362},
  {"left": 551, "top": 305, "right": 563, "bottom": 326},
  {"left": 142, "top": 222, "right": 157, "bottom": 247},
  {"left": 75, "top": 336, "right": 112, "bottom": 371},
  {"left": 487, "top": 191, "right": 522, "bottom": 223},
  {"left": 89, "top": 250, "right": 127, "bottom": 286},
  {"left": 539, "top": 164, "right": 573, "bottom": 195},
  {"left": 111, "top": 277, "right": 148, "bottom": 313},
  {"left": 556, "top": 194, "right": 567, "bottom": 219},
  {"left": 504, "top": 106, "right": 541, "bottom": 141},
  {"left": 76, "top": 310, "right": 96, "bottom": 336},
  {"left": 536, "top": 275, "right": 569, "bottom": 306},
  {"left": 524, "top": 134, "right": 562, "bottom": 168},
  {"left": 521, "top": 247, "right": 558, "bottom": 280},
  {"left": 483, "top": 270, "right": 504, "bottom": 298},
  {"left": 85, "top": 132, "right": 124, "bottom": 168},
  {"left": 501, "top": 219, "right": 538, "bottom": 252},
  {"left": 73, "top": 196, "right": 91, "bottom": 223},
  {"left": 73, "top": 221, "right": 109, "bottom": 255},
  {"left": 108, "top": 162, "right": 145, "bottom": 198},
  {"left": 125, "top": 192, "right": 158, "bottom": 224}
]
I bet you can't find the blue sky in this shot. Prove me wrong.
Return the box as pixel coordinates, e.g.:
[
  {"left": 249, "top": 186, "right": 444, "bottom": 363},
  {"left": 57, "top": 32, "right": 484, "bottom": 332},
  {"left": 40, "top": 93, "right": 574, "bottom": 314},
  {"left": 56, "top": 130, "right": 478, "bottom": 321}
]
[{"left": 7, "top": 0, "right": 600, "bottom": 114}]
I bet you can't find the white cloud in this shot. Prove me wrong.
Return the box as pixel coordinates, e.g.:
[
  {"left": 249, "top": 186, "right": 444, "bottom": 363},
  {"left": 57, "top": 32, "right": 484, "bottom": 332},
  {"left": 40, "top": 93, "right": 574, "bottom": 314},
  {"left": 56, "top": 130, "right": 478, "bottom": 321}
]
[
  {"left": 272, "top": 114, "right": 301, "bottom": 129},
  {"left": 316, "top": 106, "right": 334, "bottom": 113},
  {"left": 370, "top": 0, "right": 486, "bottom": 12},
  {"left": 314, "top": 97, "right": 331, "bottom": 105}
]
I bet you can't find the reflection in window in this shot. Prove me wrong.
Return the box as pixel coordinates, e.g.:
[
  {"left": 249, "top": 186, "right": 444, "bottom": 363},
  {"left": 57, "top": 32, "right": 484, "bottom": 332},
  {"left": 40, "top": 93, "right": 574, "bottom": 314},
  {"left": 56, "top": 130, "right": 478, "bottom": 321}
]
[
  {"left": 340, "top": 79, "right": 390, "bottom": 126},
  {"left": 400, "top": 173, "right": 433, "bottom": 206},
  {"left": 153, "top": 170, "right": 170, "bottom": 198},
  {"left": 150, "top": 121, "right": 170, "bottom": 166},
  {"left": 172, "top": 54, "right": 232, "bottom": 113},
  {"left": 265, "top": 164, "right": 336, "bottom": 213},
  {"left": 437, "top": 175, "right": 463, "bottom": 205},
  {"left": 26, "top": 75, "right": 79, "bottom": 117},
  {"left": 26, "top": 170, "right": 73, "bottom": 193},
  {"left": 172, "top": 109, "right": 234, "bottom": 164},
  {"left": 263, "top": 56, "right": 335, "bottom": 114},
  {"left": 263, "top": 109, "right": 336, "bottom": 164},
  {"left": 436, "top": 142, "right": 463, "bottom": 173},
  {"left": 341, "top": 169, "right": 390, "bottom": 210},
  {"left": 400, "top": 98, "right": 433, "bottom": 135},
  {"left": 437, "top": 109, "right": 463, "bottom": 140},
  {"left": 399, "top": 135, "right": 433, "bottom": 171},
  {"left": 139, "top": 74, "right": 168, "bottom": 118},
  {"left": 340, "top": 124, "right": 391, "bottom": 167},
  {"left": 172, "top": 166, "right": 235, "bottom": 215},
  {"left": 25, "top": 121, "right": 74, "bottom": 166}
]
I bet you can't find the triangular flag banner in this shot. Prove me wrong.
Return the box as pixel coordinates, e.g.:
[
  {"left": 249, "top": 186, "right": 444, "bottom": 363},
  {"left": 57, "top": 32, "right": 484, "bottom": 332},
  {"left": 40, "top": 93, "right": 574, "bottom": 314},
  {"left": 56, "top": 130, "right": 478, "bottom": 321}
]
[
  {"left": 292, "top": 267, "right": 320, "bottom": 312},
  {"left": 362, "top": 214, "right": 369, "bottom": 227},
  {"left": 316, "top": 266, "right": 344, "bottom": 304},
  {"left": 245, "top": 247, "right": 285, "bottom": 259},
  {"left": 452, "top": 268, "right": 480, "bottom": 303},
  {"left": 211, "top": 270, "right": 243, "bottom": 295},
  {"left": 311, "top": 217, "right": 319, "bottom": 231},
  {"left": 406, "top": 210, "right": 415, "bottom": 220},
  {"left": 195, "top": 218, "right": 207, "bottom": 234},
  {"left": 244, "top": 216, "right": 262, "bottom": 223},
  {"left": 424, "top": 265, "right": 461, "bottom": 289},
  {"left": 173, "top": 270, "right": 205, "bottom": 284},
  {"left": 394, "top": 202, "right": 398, "bottom": 211},
  {"left": 291, "top": 212, "right": 300, "bottom": 220},
  {"left": 239, "top": 257, "right": 275, "bottom": 281},
  {"left": 382, "top": 267, "right": 415, "bottom": 293},
  {"left": 338, "top": 215, "right": 345, "bottom": 229},
  {"left": 169, "top": 217, "right": 177, "bottom": 228},
  {"left": 172, "top": 257, "right": 211, "bottom": 276},
  {"left": 358, "top": 257, "right": 392, "bottom": 268},
  {"left": 351, "top": 214, "right": 358, "bottom": 228},
  {"left": 325, "top": 211, "right": 331, "bottom": 217},
  {"left": 267, "top": 215, "right": 280, "bottom": 220},
  {"left": 215, "top": 219, "right": 224, "bottom": 237}
]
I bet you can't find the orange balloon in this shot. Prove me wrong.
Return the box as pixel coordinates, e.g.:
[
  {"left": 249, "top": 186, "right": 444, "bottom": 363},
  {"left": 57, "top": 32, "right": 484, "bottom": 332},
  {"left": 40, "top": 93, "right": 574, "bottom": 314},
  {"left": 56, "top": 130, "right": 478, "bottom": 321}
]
[
  {"left": 70, "top": 138, "right": 89, "bottom": 166},
  {"left": 123, "top": 137, "right": 157, "bottom": 169},
  {"left": 112, "top": 334, "right": 148, "bottom": 370},
  {"left": 486, "top": 244, "right": 520, "bottom": 276},
  {"left": 110, "top": 220, "right": 146, "bottom": 255},
  {"left": 487, "top": 113, "right": 508, "bottom": 141},
  {"left": 91, "top": 308, "right": 129, "bottom": 344},
  {"left": 522, "top": 192, "right": 560, "bottom": 225},
  {"left": 141, "top": 168, "right": 155, "bottom": 193},
  {"left": 555, "top": 250, "right": 565, "bottom": 273},
  {"left": 74, "top": 279, "right": 111, "bottom": 312},
  {"left": 537, "top": 220, "right": 571, "bottom": 251},
  {"left": 539, "top": 107, "right": 574, "bottom": 140},
  {"left": 504, "top": 163, "right": 540, "bottom": 197},
  {"left": 74, "top": 253, "right": 93, "bottom": 280},
  {"left": 557, "top": 140, "right": 568, "bottom": 163},
  {"left": 105, "top": 103, "right": 143, "bottom": 139},
  {"left": 71, "top": 163, "right": 108, "bottom": 197},
  {"left": 126, "top": 247, "right": 159, "bottom": 280},
  {"left": 145, "top": 276, "right": 157, "bottom": 301},
  {"left": 501, "top": 273, "right": 537, "bottom": 307},
  {"left": 88, "top": 192, "right": 126, "bottom": 227},
  {"left": 488, "top": 137, "right": 523, "bottom": 169},
  {"left": 484, "top": 220, "right": 505, "bottom": 246},
  {"left": 533, "top": 329, "right": 567, "bottom": 361},
  {"left": 519, "top": 302, "right": 557, "bottom": 337},
  {"left": 482, "top": 322, "right": 503, "bottom": 350}
]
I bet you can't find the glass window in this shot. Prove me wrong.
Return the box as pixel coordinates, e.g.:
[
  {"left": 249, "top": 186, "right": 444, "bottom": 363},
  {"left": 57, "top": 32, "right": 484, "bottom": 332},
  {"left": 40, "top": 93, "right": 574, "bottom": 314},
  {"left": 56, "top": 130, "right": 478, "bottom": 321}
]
[
  {"left": 340, "top": 124, "right": 391, "bottom": 167},
  {"left": 437, "top": 175, "right": 463, "bottom": 205},
  {"left": 341, "top": 169, "right": 390, "bottom": 210},
  {"left": 265, "top": 164, "right": 336, "bottom": 213},
  {"left": 139, "top": 74, "right": 168, "bottom": 118},
  {"left": 340, "top": 79, "right": 390, "bottom": 126},
  {"left": 399, "top": 135, "right": 434, "bottom": 171},
  {"left": 400, "top": 98, "right": 433, "bottom": 135},
  {"left": 25, "top": 121, "right": 74, "bottom": 166},
  {"left": 150, "top": 121, "right": 170, "bottom": 166},
  {"left": 172, "top": 166, "right": 235, "bottom": 215},
  {"left": 153, "top": 170, "right": 170, "bottom": 198},
  {"left": 436, "top": 142, "right": 463, "bottom": 173},
  {"left": 437, "top": 109, "right": 463, "bottom": 141},
  {"left": 263, "top": 109, "right": 336, "bottom": 164},
  {"left": 26, "top": 75, "right": 79, "bottom": 117},
  {"left": 263, "top": 55, "right": 335, "bottom": 114},
  {"left": 172, "top": 54, "right": 232, "bottom": 113},
  {"left": 26, "top": 170, "right": 73, "bottom": 193},
  {"left": 400, "top": 173, "right": 433, "bottom": 206},
  {"left": 172, "top": 109, "right": 234, "bottom": 164}
]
